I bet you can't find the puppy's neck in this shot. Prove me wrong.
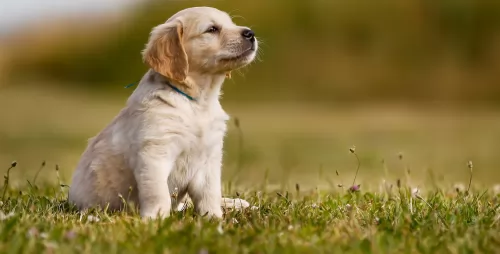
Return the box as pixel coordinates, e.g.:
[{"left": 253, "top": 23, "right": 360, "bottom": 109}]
[
  {"left": 141, "top": 70, "right": 226, "bottom": 105},
  {"left": 185, "top": 72, "right": 226, "bottom": 103}
]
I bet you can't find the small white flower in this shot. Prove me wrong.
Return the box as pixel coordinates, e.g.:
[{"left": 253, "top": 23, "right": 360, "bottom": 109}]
[
  {"left": 216, "top": 223, "right": 224, "bottom": 235},
  {"left": 0, "top": 211, "right": 15, "bottom": 220},
  {"left": 411, "top": 187, "right": 420, "bottom": 198},
  {"left": 311, "top": 203, "right": 318, "bottom": 208},
  {"left": 345, "top": 204, "right": 352, "bottom": 212},
  {"left": 287, "top": 225, "right": 294, "bottom": 231},
  {"left": 250, "top": 206, "right": 259, "bottom": 211},
  {"left": 26, "top": 227, "right": 39, "bottom": 238},
  {"left": 87, "top": 215, "right": 100, "bottom": 222},
  {"left": 176, "top": 202, "right": 187, "bottom": 212}
]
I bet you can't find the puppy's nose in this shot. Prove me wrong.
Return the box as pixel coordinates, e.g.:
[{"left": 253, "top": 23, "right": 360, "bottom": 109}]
[{"left": 241, "top": 29, "right": 255, "bottom": 41}]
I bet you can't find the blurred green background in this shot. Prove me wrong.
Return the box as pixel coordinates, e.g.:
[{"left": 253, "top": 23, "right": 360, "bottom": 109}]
[{"left": 1, "top": 0, "right": 500, "bottom": 191}]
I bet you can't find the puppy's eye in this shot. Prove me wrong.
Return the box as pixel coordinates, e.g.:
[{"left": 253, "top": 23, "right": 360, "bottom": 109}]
[{"left": 205, "top": 26, "right": 219, "bottom": 33}]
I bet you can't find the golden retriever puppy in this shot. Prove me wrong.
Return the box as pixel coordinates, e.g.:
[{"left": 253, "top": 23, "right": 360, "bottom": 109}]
[{"left": 68, "top": 6, "right": 258, "bottom": 219}]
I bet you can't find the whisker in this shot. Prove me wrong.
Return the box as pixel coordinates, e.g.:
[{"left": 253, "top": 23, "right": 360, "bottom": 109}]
[
  {"left": 228, "top": 9, "right": 246, "bottom": 21},
  {"left": 230, "top": 14, "right": 246, "bottom": 21}
]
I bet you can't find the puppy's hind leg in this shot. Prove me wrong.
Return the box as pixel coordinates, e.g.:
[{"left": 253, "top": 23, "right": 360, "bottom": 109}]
[{"left": 221, "top": 197, "right": 250, "bottom": 210}]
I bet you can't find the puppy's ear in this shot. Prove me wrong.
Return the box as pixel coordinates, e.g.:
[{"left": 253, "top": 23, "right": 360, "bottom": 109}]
[{"left": 142, "top": 21, "right": 188, "bottom": 83}]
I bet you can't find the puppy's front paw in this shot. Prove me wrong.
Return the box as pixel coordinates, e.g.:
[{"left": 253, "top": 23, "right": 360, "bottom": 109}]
[
  {"left": 198, "top": 207, "right": 223, "bottom": 219},
  {"left": 140, "top": 203, "right": 171, "bottom": 220},
  {"left": 221, "top": 198, "right": 250, "bottom": 210}
]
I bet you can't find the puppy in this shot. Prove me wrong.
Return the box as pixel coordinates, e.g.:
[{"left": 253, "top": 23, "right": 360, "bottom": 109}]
[{"left": 68, "top": 6, "right": 258, "bottom": 219}]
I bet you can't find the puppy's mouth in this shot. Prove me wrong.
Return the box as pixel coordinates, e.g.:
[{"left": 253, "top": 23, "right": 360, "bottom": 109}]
[{"left": 220, "top": 47, "right": 255, "bottom": 62}]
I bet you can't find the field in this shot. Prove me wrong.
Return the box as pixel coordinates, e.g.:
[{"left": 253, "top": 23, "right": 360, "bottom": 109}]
[
  {"left": 0, "top": 85, "right": 499, "bottom": 253},
  {"left": 0, "top": 175, "right": 499, "bottom": 253}
]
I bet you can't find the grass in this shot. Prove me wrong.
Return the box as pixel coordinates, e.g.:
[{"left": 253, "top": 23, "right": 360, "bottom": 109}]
[
  {"left": 0, "top": 172, "right": 499, "bottom": 253},
  {"left": 1, "top": 153, "right": 499, "bottom": 254}
]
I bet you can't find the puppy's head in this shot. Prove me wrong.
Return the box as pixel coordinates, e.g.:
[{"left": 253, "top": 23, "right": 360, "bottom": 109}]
[{"left": 142, "top": 7, "right": 258, "bottom": 92}]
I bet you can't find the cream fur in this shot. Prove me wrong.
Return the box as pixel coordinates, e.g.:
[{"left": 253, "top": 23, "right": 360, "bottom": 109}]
[{"left": 68, "top": 6, "right": 258, "bottom": 219}]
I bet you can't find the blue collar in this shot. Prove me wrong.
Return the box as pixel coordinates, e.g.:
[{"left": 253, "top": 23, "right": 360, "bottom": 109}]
[
  {"left": 125, "top": 81, "right": 197, "bottom": 101},
  {"left": 164, "top": 82, "right": 197, "bottom": 101}
]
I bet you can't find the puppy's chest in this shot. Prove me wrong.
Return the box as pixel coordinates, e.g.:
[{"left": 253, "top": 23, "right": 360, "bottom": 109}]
[
  {"left": 193, "top": 110, "right": 229, "bottom": 149},
  {"left": 171, "top": 110, "right": 228, "bottom": 180}
]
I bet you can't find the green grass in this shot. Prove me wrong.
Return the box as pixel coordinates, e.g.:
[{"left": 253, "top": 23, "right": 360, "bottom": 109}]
[{"left": 0, "top": 160, "right": 499, "bottom": 254}]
